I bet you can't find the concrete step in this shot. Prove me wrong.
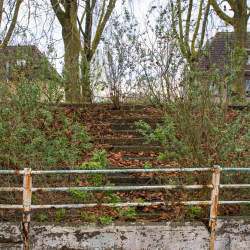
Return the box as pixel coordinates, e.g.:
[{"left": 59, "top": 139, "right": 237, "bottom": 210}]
[
  {"left": 94, "top": 138, "right": 161, "bottom": 146},
  {"left": 85, "top": 123, "right": 160, "bottom": 131},
  {"left": 59, "top": 103, "right": 156, "bottom": 110},
  {"left": 101, "top": 145, "right": 165, "bottom": 153},
  {"left": 104, "top": 174, "right": 169, "bottom": 184},
  {"left": 108, "top": 123, "right": 161, "bottom": 130},
  {"left": 120, "top": 156, "right": 160, "bottom": 162},
  {"left": 109, "top": 164, "right": 168, "bottom": 169},
  {"left": 109, "top": 158, "right": 165, "bottom": 168},
  {"left": 80, "top": 156, "right": 160, "bottom": 163},
  {"left": 94, "top": 109, "right": 160, "bottom": 116},
  {"left": 82, "top": 117, "right": 163, "bottom": 124},
  {"left": 92, "top": 130, "right": 143, "bottom": 137}
]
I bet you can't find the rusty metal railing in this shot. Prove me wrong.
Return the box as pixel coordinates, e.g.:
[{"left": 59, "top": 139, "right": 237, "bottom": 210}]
[{"left": 0, "top": 165, "right": 250, "bottom": 250}]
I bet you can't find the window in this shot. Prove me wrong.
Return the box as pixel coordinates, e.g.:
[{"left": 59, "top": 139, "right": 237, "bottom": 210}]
[
  {"left": 246, "top": 55, "right": 250, "bottom": 65},
  {"left": 209, "top": 81, "right": 213, "bottom": 90},
  {"left": 246, "top": 50, "right": 250, "bottom": 65},
  {"left": 6, "top": 61, "right": 10, "bottom": 75},
  {"left": 16, "top": 59, "right": 26, "bottom": 66},
  {"left": 245, "top": 84, "right": 250, "bottom": 95},
  {"left": 209, "top": 81, "right": 218, "bottom": 95}
]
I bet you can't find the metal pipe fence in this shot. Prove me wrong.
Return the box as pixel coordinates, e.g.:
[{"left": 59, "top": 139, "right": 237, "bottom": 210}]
[{"left": 0, "top": 165, "right": 250, "bottom": 250}]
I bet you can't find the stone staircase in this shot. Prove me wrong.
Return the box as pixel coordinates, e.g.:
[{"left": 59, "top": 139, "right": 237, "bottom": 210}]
[
  {"left": 80, "top": 105, "right": 172, "bottom": 191},
  {"left": 83, "top": 105, "right": 165, "bottom": 162}
]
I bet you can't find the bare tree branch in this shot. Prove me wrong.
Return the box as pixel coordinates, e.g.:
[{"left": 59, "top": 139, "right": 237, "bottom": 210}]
[
  {"left": 185, "top": 0, "right": 193, "bottom": 60},
  {"left": 50, "top": 0, "right": 66, "bottom": 27},
  {"left": 90, "top": 0, "right": 117, "bottom": 60},
  {"left": 191, "top": 0, "right": 204, "bottom": 56},
  {"left": 199, "top": 0, "right": 210, "bottom": 54},
  {"left": 0, "top": 0, "right": 4, "bottom": 29},
  {"left": 1, "top": 0, "right": 24, "bottom": 49},
  {"left": 210, "top": 0, "right": 234, "bottom": 25}
]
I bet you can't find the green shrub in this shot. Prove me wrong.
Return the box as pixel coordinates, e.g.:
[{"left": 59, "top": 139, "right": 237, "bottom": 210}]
[
  {"left": 55, "top": 209, "right": 67, "bottom": 222},
  {"left": 187, "top": 206, "right": 201, "bottom": 219},
  {"left": 0, "top": 76, "right": 92, "bottom": 169}
]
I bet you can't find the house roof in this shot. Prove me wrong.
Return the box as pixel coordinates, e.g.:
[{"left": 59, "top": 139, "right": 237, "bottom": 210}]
[
  {"left": 199, "top": 32, "right": 250, "bottom": 72},
  {"left": 1, "top": 45, "right": 60, "bottom": 80}
]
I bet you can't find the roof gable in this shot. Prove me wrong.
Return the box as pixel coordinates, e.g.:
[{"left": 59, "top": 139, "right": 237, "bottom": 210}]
[
  {"left": 1, "top": 45, "right": 60, "bottom": 80},
  {"left": 199, "top": 32, "right": 250, "bottom": 71}
]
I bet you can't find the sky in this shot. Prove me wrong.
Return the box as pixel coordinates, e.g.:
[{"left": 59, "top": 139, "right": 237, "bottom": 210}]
[
  {"left": 2, "top": 0, "right": 250, "bottom": 75},
  {"left": 3, "top": 0, "right": 250, "bottom": 101}
]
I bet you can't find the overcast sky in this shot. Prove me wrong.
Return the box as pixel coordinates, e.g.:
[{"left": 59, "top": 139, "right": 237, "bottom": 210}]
[{"left": 3, "top": 0, "right": 250, "bottom": 74}]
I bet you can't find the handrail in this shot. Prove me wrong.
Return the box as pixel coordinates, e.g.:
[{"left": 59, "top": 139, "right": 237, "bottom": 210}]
[{"left": 0, "top": 165, "right": 250, "bottom": 250}]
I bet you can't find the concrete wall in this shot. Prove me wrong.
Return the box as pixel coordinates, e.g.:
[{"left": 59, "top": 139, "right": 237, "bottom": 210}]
[
  {"left": 0, "top": 217, "right": 250, "bottom": 250},
  {"left": 214, "top": 217, "right": 250, "bottom": 250},
  {"left": 0, "top": 223, "right": 24, "bottom": 250},
  {"left": 28, "top": 221, "right": 210, "bottom": 250}
]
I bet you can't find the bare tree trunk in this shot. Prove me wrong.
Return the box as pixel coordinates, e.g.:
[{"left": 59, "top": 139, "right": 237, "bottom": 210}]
[
  {"left": 210, "top": 0, "right": 250, "bottom": 102},
  {"left": 51, "top": 0, "right": 117, "bottom": 103},
  {"left": 51, "top": 0, "right": 81, "bottom": 103},
  {"left": 81, "top": 54, "right": 92, "bottom": 103},
  {"left": 62, "top": 27, "right": 81, "bottom": 103},
  {"left": 232, "top": 6, "right": 248, "bottom": 102},
  {"left": 63, "top": 25, "right": 81, "bottom": 103}
]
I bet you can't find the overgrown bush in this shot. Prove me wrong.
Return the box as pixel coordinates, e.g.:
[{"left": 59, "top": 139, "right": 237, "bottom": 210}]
[
  {"left": 0, "top": 52, "right": 135, "bottom": 221},
  {"left": 137, "top": 67, "right": 250, "bottom": 171},
  {"left": 0, "top": 51, "right": 92, "bottom": 169}
]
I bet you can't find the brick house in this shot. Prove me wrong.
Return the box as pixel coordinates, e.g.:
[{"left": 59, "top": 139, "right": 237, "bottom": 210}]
[
  {"left": 199, "top": 32, "right": 250, "bottom": 95},
  {"left": 0, "top": 45, "right": 61, "bottom": 100},
  {"left": 0, "top": 45, "right": 59, "bottom": 82}
]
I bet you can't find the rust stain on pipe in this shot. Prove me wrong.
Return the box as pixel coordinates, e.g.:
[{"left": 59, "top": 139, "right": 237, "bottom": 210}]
[
  {"left": 22, "top": 168, "right": 32, "bottom": 250},
  {"left": 209, "top": 166, "right": 221, "bottom": 250}
]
